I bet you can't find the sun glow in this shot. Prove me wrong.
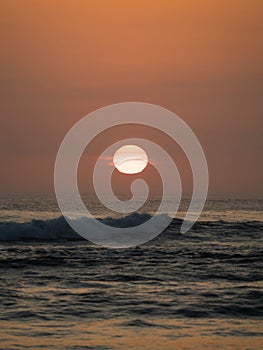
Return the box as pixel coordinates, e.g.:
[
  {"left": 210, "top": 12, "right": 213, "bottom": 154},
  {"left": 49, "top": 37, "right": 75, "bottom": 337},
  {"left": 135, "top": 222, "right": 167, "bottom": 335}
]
[{"left": 113, "top": 145, "right": 148, "bottom": 174}]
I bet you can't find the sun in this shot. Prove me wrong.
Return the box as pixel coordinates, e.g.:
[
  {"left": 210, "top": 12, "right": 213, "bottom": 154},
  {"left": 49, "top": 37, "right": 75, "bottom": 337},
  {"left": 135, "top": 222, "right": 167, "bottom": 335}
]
[{"left": 113, "top": 145, "right": 148, "bottom": 174}]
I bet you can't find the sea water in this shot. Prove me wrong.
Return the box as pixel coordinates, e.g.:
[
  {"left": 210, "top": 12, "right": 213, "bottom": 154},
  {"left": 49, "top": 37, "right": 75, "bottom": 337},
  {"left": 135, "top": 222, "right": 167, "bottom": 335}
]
[{"left": 0, "top": 194, "right": 262, "bottom": 349}]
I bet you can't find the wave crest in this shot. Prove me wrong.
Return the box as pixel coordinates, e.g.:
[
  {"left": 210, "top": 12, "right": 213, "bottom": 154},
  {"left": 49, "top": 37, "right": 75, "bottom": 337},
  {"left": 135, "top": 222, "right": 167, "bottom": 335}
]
[{"left": 0, "top": 213, "right": 262, "bottom": 242}]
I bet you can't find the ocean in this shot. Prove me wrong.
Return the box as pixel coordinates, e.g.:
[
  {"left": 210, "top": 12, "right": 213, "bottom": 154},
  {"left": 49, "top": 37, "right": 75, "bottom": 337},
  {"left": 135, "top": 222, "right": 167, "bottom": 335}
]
[{"left": 0, "top": 194, "right": 262, "bottom": 349}]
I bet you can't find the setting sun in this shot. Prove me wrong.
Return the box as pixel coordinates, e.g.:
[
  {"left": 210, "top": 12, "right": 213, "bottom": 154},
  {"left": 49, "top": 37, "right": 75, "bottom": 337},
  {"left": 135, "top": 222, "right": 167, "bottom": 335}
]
[{"left": 113, "top": 145, "right": 148, "bottom": 174}]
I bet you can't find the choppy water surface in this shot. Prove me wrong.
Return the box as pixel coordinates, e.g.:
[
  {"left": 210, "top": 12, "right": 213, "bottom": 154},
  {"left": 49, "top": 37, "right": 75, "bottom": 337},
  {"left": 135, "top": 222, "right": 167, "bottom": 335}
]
[{"left": 0, "top": 196, "right": 262, "bottom": 349}]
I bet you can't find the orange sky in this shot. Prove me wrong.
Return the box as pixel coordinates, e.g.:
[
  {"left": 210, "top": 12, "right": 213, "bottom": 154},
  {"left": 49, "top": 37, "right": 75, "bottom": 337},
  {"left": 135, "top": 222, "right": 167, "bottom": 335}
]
[{"left": 0, "top": 0, "right": 262, "bottom": 196}]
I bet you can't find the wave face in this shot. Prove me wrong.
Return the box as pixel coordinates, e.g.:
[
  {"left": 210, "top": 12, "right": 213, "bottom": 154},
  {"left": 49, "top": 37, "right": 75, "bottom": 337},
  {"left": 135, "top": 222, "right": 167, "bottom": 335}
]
[
  {"left": 0, "top": 213, "right": 262, "bottom": 242},
  {"left": 0, "top": 213, "right": 153, "bottom": 242}
]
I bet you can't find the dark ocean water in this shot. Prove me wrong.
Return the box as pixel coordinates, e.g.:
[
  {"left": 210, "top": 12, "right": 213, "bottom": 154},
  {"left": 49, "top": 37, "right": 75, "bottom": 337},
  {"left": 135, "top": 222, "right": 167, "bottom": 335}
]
[{"left": 0, "top": 197, "right": 262, "bottom": 349}]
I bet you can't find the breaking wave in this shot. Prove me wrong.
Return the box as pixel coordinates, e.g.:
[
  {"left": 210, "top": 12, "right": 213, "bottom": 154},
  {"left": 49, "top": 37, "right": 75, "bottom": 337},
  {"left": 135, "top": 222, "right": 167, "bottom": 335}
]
[{"left": 0, "top": 213, "right": 262, "bottom": 242}]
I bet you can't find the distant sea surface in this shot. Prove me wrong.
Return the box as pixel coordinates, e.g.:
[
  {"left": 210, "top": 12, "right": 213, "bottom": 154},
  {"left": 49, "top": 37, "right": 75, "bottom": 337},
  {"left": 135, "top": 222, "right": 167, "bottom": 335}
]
[{"left": 0, "top": 194, "right": 262, "bottom": 349}]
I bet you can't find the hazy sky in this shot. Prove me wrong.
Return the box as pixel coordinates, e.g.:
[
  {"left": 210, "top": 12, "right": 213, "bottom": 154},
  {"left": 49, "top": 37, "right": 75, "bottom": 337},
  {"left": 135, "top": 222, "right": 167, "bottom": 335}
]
[{"left": 1, "top": 0, "right": 262, "bottom": 197}]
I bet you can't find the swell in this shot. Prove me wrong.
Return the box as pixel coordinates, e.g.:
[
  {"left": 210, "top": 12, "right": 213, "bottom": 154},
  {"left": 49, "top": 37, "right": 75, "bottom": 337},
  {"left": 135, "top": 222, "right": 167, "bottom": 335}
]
[{"left": 0, "top": 213, "right": 262, "bottom": 241}]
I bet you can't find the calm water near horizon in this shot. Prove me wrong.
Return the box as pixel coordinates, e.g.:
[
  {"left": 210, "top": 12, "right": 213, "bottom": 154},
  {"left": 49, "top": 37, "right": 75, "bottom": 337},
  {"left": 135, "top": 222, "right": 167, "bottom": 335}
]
[
  {"left": 0, "top": 195, "right": 262, "bottom": 349},
  {"left": 0, "top": 193, "right": 262, "bottom": 223}
]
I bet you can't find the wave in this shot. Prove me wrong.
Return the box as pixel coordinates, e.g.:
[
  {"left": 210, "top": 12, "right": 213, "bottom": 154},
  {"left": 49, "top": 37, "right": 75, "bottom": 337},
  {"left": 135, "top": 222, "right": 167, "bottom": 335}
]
[
  {"left": 0, "top": 213, "right": 262, "bottom": 242},
  {"left": 0, "top": 213, "right": 152, "bottom": 242}
]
